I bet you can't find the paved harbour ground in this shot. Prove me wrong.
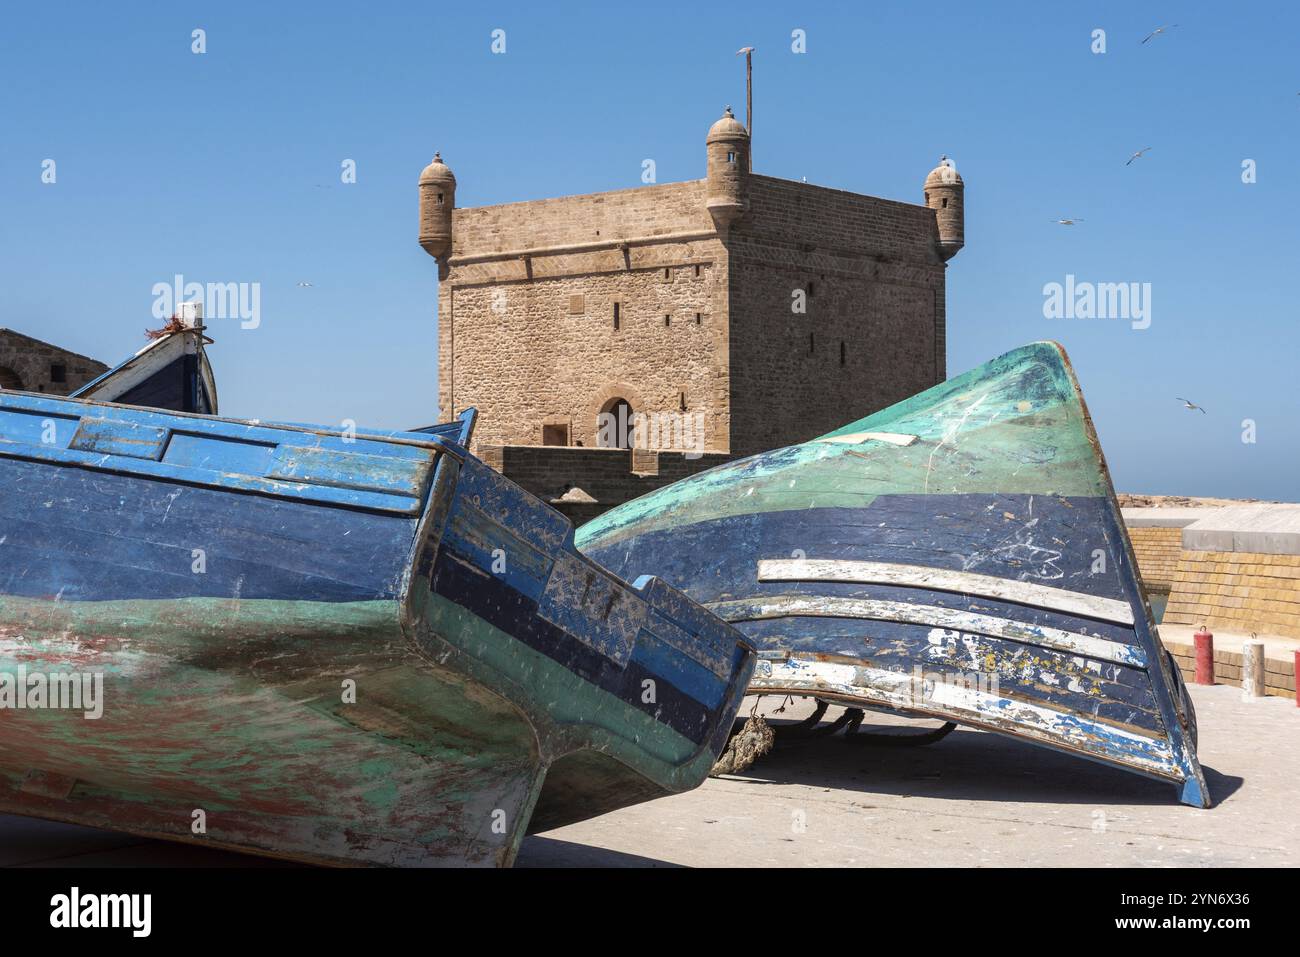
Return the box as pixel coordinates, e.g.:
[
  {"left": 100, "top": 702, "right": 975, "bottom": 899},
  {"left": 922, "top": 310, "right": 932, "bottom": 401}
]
[{"left": 1, "top": 683, "right": 1294, "bottom": 868}]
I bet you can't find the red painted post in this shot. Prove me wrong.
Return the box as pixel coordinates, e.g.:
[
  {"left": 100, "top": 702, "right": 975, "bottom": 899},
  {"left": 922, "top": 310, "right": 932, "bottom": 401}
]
[{"left": 1193, "top": 626, "right": 1215, "bottom": 686}]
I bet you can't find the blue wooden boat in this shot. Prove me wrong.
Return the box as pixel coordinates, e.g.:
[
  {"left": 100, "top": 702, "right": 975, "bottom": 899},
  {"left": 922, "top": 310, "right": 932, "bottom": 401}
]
[
  {"left": 577, "top": 342, "right": 1209, "bottom": 807},
  {"left": 0, "top": 390, "right": 755, "bottom": 865},
  {"left": 72, "top": 313, "right": 217, "bottom": 413}
]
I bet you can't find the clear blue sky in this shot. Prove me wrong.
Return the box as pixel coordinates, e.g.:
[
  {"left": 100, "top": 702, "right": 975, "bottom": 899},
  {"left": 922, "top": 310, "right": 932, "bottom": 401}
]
[{"left": 2, "top": 1, "right": 1296, "bottom": 499}]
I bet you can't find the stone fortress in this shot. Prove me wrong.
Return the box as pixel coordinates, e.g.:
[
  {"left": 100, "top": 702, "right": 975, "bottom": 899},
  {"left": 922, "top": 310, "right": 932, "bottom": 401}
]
[
  {"left": 0, "top": 328, "right": 107, "bottom": 397},
  {"left": 418, "top": 107, "right": 964, "bottom": 520}
]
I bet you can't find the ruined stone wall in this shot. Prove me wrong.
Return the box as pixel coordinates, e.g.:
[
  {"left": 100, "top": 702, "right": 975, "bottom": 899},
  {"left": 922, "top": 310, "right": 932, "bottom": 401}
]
[
  {"left": 440, "top": 181, "right": 730, "bottom": 455},
  {"left": 725, "top": 177, "right": 946, "bottom": 455},
  {"left": 0, "top": 329, "right": 107, "bottom": 396}
]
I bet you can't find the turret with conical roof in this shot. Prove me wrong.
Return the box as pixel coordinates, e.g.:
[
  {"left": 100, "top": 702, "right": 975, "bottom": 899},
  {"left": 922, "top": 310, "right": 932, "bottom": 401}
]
[
  {"left": 923, "top": 155, "right": 964, "bottom": 261},
  {"left": 705, "top": 107, "right": 749, "bottom": 231},
  {"left": 419, "top": 152, "right": 456, "bottom": 276}
]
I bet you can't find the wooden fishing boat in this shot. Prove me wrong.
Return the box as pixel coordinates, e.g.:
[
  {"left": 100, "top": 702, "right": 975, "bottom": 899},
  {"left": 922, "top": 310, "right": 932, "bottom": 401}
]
[
  {"left": 577, "top": 341, "right": 1209, "bottom": 807},
  {"left": 0, "top": 390, "right": 755, "bottom": 865},
  {"left": 72, "top": 309, "right": 217, "bottom": 413}
]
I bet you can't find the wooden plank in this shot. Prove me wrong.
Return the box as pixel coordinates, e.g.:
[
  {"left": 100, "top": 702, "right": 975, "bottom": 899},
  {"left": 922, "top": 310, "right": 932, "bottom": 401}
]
[
  {"left": 69, "top": 418, "right": 169, "bottom": 461},
  {"left": 708, "top": 593, "right": 1147, "bottom": 667},
  {"left": 0, "top": 438, "right": 427, "bottom": 515},
  {"left": 759, "top": 557, "right": 1135, "bottom": 625},
  {"left": 749, "top": 656, "right": 1179, "bottom": 778},
  {"left": 268, "top": 445, "right": 431, "bottom": 497}
]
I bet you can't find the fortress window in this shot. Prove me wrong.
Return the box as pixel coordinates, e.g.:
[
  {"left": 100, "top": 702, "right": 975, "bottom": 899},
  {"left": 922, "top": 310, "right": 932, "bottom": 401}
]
[
  {"left": 0, "top": 367, "right": 22, "bottom": 390},
  {"left": 942, "top": 197, "right": 948, "bottom": 209},
  {"left": 613, "top": 302, "right": 621, "bottom": 330},
  {"left": 50, "top": 363, "right": 67, "bottom": 383},
  {"left": 840, "top": 341, "right": 846, "bottom": 366},
  {"left": 727, "top": 152, "right": 736, "bottom": 163},
  {"left": 664, "top": 314, "right": 671, "bottom": 327},
  {"left": 694, "top": 264, "right": 701, "bottom": 278},
  {"left": 542, "top": 424, "right": 569, "bottom": 447},
  {"left": 663, "top": 267, "right": 671, "bottom": 280},
  {"left": 695, "top": 312, "right": 703, "bottom": 324},
  {"left": 436, "top": 193, "right": 444, "bottom": 206}
]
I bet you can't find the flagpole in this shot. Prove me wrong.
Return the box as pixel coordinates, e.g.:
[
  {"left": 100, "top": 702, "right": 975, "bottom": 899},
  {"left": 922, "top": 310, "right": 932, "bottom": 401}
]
[{"left": 745, "top": 48, "right": 753, "bottom": 171}]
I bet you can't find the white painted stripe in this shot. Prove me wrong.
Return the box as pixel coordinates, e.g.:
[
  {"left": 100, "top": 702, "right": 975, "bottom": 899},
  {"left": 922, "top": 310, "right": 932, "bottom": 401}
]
[
  {"left": 708, "top": 594, "right": 1147, "bottom": 667},
  {"left": 748, "top": 656, "right": 1177, "bottom": 777},
  {"left": 815, "top": 431, "right": 918, "bottom": 447},
  {"left": 758, "top": 558, "right": 1135, "bottom": 626}
]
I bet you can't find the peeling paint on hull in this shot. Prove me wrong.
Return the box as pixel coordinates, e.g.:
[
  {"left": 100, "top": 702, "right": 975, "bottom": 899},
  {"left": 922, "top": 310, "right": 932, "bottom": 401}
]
[
  {"left": 0, "top": 398, "right": 756, "bottom": 865},
  {"left": 578, "top": 342, "right": 1209, "bottom": 808}
]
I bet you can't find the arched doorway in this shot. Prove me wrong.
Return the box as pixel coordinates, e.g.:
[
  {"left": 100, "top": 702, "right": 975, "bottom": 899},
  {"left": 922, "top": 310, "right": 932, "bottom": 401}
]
[
  {"left": 0, "top": 367, "right": 23, "bottom": 391},
  {"left": 597, "top": 397, "right": 634, "bottom": 449}
]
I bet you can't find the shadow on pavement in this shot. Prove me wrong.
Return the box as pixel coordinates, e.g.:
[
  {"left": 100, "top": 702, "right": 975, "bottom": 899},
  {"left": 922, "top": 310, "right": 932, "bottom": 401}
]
[{"left": 729, "top": 722, "right": 1243, "bottom": 807}]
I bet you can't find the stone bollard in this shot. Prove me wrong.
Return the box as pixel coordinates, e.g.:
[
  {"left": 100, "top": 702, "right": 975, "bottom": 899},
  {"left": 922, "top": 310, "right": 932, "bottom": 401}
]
[
  {"left": 1241, "top": 638, "right": 1266, "bottom": 701},
  {"left": 1193, "top": 626, "right": 1215, "bottom": 685}
]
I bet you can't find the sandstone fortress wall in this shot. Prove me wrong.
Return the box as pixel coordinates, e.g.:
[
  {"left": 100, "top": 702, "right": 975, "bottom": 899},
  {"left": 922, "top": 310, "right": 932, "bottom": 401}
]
[
  {"left": 417, "top": 108, "right": 964, "bottom": 514},
  {"left": 0, "top": 329, "right": 107, "bottom": 396}
]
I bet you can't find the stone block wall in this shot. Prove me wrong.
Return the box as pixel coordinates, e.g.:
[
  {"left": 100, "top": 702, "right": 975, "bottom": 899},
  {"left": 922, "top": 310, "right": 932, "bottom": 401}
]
[
  {"left": 0, "top": 329, "right": 107, "bottom": 396},
  {"left": 483, "top": 444, "right": 730, "bottom": 523},
  {"left": 725, "top": 176, "right": 946, "bottom": 455},
  {"left": 438, "top": 173, "right": 948, "bottom": 460},
  {"left": 1126, "top": 526, "right": 1183, "bottom": 592},
  {"left": 439, "top": 181, "right": 731, "bottom": 455},
  {"left": 1162, "top": 551, "right": 1300, "bottom": 639}
]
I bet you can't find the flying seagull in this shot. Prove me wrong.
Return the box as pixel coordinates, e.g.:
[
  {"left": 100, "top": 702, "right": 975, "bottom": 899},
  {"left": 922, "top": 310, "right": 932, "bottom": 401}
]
[
  {"left": 296, "top": 281, "right": 314, "bottom": 288},
  {"left": 1052, "top": 218, "right": 1084, "bottom": 226},
  {"left": 1126, "top": 147, "right": 1153, "bottom": 166},
  {"left": 1176, "top": 397, "right": 1207, "bottom": 414},
  {"left": 1142, "top": 24, "right": 1177, "bottom": 44}
]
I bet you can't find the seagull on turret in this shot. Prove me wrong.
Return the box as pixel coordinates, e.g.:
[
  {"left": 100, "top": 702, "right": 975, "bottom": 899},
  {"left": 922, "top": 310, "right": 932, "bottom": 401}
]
[
  {"left": 1142, "top": 24, "right": 1177, "bottom": 44},
  {"left": 1177, "top": 397, "right": 1207, "bottom": 414},
  {"left": 736, "top": 46, "right": 754, "bottom": 56},
  {"left": 1126, "top": 147, "right": 1153, "bottom": 166},
  {"left": 1052, "top": 218, "right": 1084, "bottom": 226}
]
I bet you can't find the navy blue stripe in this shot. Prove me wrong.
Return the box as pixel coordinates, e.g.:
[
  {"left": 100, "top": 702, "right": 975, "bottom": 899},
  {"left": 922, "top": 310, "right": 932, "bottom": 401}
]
[
  {"left": 580, "top": 494, "right": 1166, "bottom": 735},
  {"left": 585, "top": 495, "right": 1133, "bottom": 605},
  {"left": 428, "top": 547, "right": 723, "bottom": 745}
]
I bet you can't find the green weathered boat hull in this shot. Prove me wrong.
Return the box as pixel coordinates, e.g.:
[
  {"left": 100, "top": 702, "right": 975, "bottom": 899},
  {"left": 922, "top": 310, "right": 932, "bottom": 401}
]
[{"left": 0, "top": 398, "right": 755, "bottom": 865}]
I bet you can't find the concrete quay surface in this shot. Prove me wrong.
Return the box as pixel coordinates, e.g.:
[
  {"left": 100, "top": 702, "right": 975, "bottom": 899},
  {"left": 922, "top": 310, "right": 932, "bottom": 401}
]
[{"left": 0, "top": 684, "right": 1295, "bottom": 868}]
